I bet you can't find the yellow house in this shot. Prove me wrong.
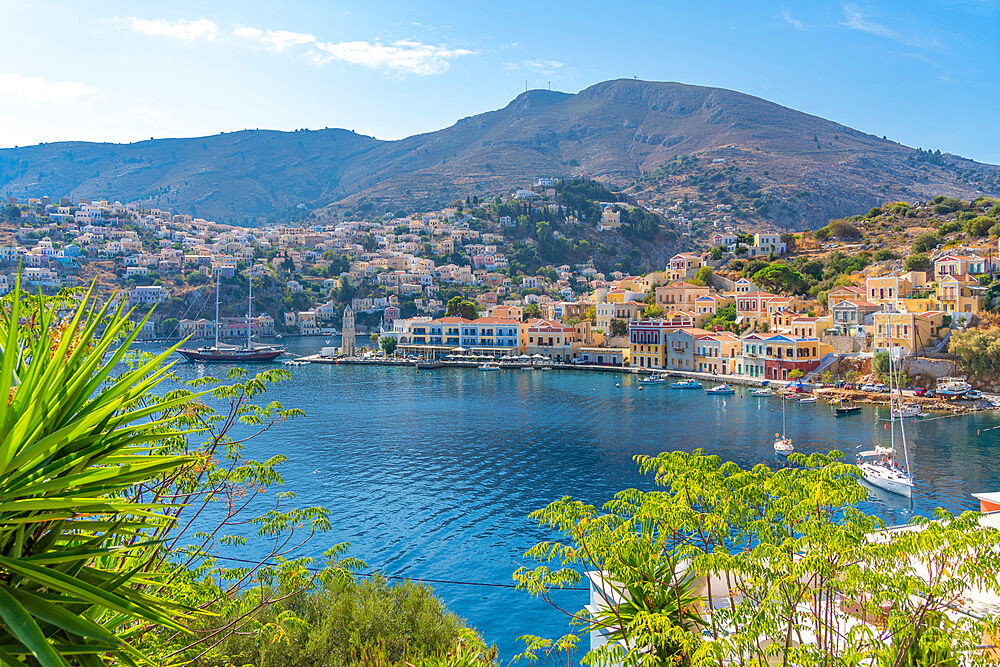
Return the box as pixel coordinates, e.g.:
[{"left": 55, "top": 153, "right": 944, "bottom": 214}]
[
  {"left": 655, "top": 281, "right": 711, "bottom": 310},
  {"left": 865, "top": 275, "right": 913, "bottom": 310},
  {"left": 827, "top": 285, "right": 866, "bottom": 307},
  {"left": 694, "top": 332, "right": 741, "bottom": 374},
  {"left": 667, "top": 253, "right": 705, "bottom": 281},
  {"left": 873, "top": 311, "right": 946, "bottom": 354},
  {"left": 628, "top": 319, "right": 673, "bottom": 369},
  {"left": 694, "top": 294, "right": 734, "bottom": 320},
  {"left": 789, "top": 315, "right": 832, "bottom": 339},
  {"left": 735, "top": 291, "right": 778, "bottom": 328},
  {"left": 933, "top": 274, "right": 981, "bottom": 314}
]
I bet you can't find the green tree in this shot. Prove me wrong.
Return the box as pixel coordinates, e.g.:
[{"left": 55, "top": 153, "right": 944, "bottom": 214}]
[
  {"left": 609, "top": 318, "right": 628, "bottom": 337},
  {"left": 874, "top": 350, "right": 890, "bottom": 374},
  {"left": 741, "top": 258, "right": 770, "bottom": 279},
  {"left": 708, "top": 245, "right": 724, "bottom": 261},
  {"left": 514, "top": 450, "right": 1000, "bottom": 667},
  {"left": 912, "top": 232, "right": 941, "bottom": 254},
  {"left": 643, "top": 304, "right": 664, "bottom": 319},
  {"left": 380, "top": 335, "right": 398, "bottom": 356},
  {"left": 904, "top": 253, "right": 932, "bottom": 273},
  {"left": 788, "top": 368, "right": 804, "bottom": 379},
  {"left": 964, "top": 215, "right": 996, "bottom": 237},
  {"left": 160, "top": 316, "right": 180, "bottom": 337},
  {"left": 522, "top": 303, "right": 542, "bottom": 320},
  {"left": 750, "top": 262, "right": 807, "bottom": 294},
  {"left": 445, "top": 296, "right": 479, "bottom": 320},
  {"left": 691, "top": 265, "right": 714, "bottom": 287}
]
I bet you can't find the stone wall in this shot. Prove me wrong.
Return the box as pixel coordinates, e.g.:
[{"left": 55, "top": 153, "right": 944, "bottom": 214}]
[
  {"left": 822, "top": 334, "right": 867, "bottom": 354},
  {"left": 902, "top": 356, "right": 959, "bottom": 386}
]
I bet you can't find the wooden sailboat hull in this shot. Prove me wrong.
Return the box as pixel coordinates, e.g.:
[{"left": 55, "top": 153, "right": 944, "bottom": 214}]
[{"left": 177, "top": 348, "right": 284, "bottom": 363}]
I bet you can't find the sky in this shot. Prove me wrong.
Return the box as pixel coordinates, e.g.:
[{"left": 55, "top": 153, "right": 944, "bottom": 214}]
[{"left": 2, "top": 1, "right": 999, "bottom": 162}]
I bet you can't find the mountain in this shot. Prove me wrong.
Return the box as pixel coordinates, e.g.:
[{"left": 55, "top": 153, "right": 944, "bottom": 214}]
[{"left": 2, "top": 79, "right": 998, "bottom": 226}]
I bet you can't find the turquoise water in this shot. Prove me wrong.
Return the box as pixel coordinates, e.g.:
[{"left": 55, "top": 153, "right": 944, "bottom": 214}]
[{"left": 158, "top": 337, "right": 1000, "bottom": 662}]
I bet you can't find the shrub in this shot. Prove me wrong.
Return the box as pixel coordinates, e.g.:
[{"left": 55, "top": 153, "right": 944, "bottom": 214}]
[
  {"left": 872, "top": 249, "right": 897, "bottom": 262},
  {"left": 912, "top": 232, "right": 941, "bottom": 254},
  {"left": 818, "top": 219, "right": 862, "bottom": 240},
  {"left": 190, "top": 577, "right": 492, "bottom": 667},
  {"left": 904, "top": 253, "right": 932, "bottom": 272},
  {"left": 964, "top": 215, "right": 996, "bottom": 237}
]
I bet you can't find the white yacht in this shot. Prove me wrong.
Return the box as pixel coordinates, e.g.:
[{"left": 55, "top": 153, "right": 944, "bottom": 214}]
[
  {"left": 891, "top": 403, "right": 923, "bottom": 419},
  {"left": 858, "top": 351, "right": 914, "bottom": 498},
  {"left": 774, "top": 395, "right": 794, "bottom": 456}
]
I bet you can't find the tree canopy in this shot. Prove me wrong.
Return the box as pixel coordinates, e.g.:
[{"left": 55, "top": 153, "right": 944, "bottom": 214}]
[{"left": 515, "top": 450, "right": 1000, "bottom": 666}]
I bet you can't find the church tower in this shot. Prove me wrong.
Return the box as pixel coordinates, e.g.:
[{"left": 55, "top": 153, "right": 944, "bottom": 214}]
[{"left": 340, "top": 306, "right": 356, "bottom": 357}]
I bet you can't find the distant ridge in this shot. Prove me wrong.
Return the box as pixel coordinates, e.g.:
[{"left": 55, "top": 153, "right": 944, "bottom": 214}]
[{"left": 2, "top": 79, "right": 998, "bottom": 226}]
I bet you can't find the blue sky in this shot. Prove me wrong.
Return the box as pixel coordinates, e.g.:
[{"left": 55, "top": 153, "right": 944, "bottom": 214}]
[{"left": 2, "top": 1, "right": 999, "bottom": 162}]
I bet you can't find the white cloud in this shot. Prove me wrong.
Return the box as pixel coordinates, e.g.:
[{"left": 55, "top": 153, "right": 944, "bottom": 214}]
[
  {"left": 119, "top": 17, "right": 219, "bottom": 41},
  {"left": 840, "top": 4, "right": 894, "bottom": 38},
  {"left": 839, "top": 4, "right": 938, "bottom": 47},
  {"left": 780, "top": 9, "right": 806, "bottom": 30},
  {"left": 0, "top": 73, "right": 98, "bottom": 106},
  {"left": 233, "top": 25, "right": 315, "bottom": 52},
  {"left": 308, "top": 40, "right": 473, "bottom": 75},
  {"left": 504, "top": 59, "right": 564, "bottom": 75}
]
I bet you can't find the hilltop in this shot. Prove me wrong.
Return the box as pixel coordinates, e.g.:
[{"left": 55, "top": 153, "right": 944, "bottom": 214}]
[{"left": 2, "top": 79, "right": 999, "bottom": 226}]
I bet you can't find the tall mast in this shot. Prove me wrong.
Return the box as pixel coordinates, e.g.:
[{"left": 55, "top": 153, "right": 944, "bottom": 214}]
[
  {"left": 247, "top": 265, "right": 252, "bottom": 349},
  {"left": 214, "top": 270, "right": 220, "bottom": 349},
  {"left": 895, "top": 350, "right": 912, "bottom": 476},
  {"left": 887, "top": 346, "right": 895, "bottom": 456}
]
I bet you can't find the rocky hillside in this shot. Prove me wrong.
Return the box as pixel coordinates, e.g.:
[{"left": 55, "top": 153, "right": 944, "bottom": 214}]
[{"left": 2, "top": 79, "right": 998, "bottom": 226}]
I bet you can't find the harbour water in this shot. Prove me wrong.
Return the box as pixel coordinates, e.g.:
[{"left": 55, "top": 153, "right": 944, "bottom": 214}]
[{"left": 158, "top": 337, "right": 1000, "bottom": 661}]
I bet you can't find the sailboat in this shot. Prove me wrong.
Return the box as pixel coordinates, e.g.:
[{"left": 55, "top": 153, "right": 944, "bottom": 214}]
[
  {"left": 857, "top": 350, "right": 914, "bottom": 498},
  {"left": 774, "top": 396, "right": 794, "bottom": 456},
  {"left": 177, "top": 266, "right": 286, "bottom": 363}
]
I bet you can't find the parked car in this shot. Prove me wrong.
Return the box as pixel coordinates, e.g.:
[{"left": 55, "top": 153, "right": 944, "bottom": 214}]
[
  {"left": 873, "top": 384, "right": 888, "bottom": 393},
  {"left": 834, "top": 380, "right": 845, "bottom": 388},
  {"left": 860, "top": 383, "right": 876, "bottom": 391},
  {"left": 844, "top": 382, "right": 855, "bottom": 390},
  {"left": 913, "top": 388, "right": 928, "bottom": 397},
  {"left": 966, "top": 390, "right": 984, "bottom": 400}
]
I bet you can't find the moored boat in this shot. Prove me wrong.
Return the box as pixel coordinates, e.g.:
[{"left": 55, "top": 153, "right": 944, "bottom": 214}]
[
  {"left": 177, "top": 266, "right": 286, "bottom": 363},
  {"left": 858, "top": 350, "right": 914, "bottom": 498},
  {"left": 478, "top": 363, "right": 501, "bottom": 371},
  {"left": 751, "top": 388, "right": 773, "bottom": 396},
  {"left": 834, "top": 405, "right": 862, "bottom": 417},
  {"left": 798, "top": 396, "right": 818, "bottom": 404},
  {"left": 670, "top": 379, "right": 702, "bottom": 389},
  {"left": 774, "top": 395, "right": 794, "bottom": 456},
  {"left": 641, "top": 374, "right": 668, "bottom": 384},
  {"left": 705, "top": 383, "right": 735, "bottom": 395},
  {"left": 936, "top": 377, "right": 972, "bottom": 398},
  {"left": 891, "top": 403, "right": 922, "bottom": 418}
]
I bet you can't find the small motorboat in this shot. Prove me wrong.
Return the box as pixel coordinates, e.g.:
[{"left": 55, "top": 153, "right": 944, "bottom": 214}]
[
  {"left": 798, "top": 396, "right": 818, "bottom": 404},
  {"left": 965, "top": 389, "right": 984, "bottom": 400},
  {"left": 478, "top": 363, "right": 501, "bottom": 371},
  {"left": 751, "top": 388, "right": 773, "bottom": 397},
  {"left": 705, "top": 383, "right": 735, "bottom": 395},
  {"left": 891, "top": 403, "right": 921, "bottom": 418},
  {"left": 641, "top": 374, "right": 668, "bottom": 384},
  {"left": 540, "top": 366, "right": 553, "bottom": 371},
  {"left": 835, "top": 405, "right": 862, "bottom": 417},
  {"left": 671, "top": 379, "right": 702, "bottom": 389}
]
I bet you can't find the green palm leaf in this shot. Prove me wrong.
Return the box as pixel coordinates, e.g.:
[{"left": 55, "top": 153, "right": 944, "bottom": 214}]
[{"left": 0, "top": 278, "right": 206, "bottom": 664}]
